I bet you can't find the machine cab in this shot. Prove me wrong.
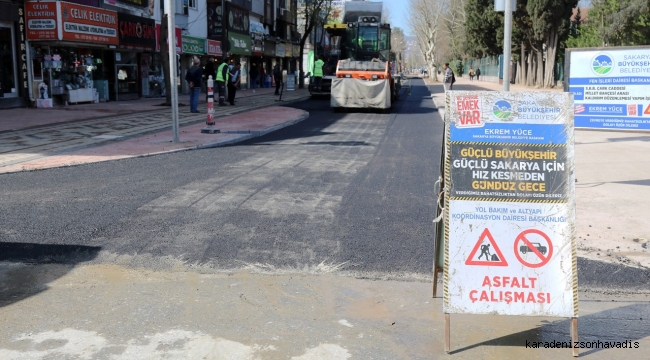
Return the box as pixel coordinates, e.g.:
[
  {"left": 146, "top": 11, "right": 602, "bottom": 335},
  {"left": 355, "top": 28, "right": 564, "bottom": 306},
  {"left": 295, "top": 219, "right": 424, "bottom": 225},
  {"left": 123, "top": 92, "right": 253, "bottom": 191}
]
[{"left": 346, "top": 17, "right": 391, "bottom": 61}]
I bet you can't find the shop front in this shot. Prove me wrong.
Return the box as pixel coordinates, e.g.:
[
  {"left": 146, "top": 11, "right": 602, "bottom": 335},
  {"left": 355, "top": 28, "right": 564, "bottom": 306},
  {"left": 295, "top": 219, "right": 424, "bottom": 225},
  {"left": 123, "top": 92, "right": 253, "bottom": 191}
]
[
  {"left": 227, "top": 31, "right": 250, "bottom": 87},
  {"left": 117, "top": 12, "right": 156, "bottom": 100},
  {"left": 25, "top": 1, "right": 119, "bottom": 106},
  {"left": 292, "top": 44, "right": 300, "bottom": 73},
  {"left": 1, "top": 2, "right": 29, "bottom": 108},
  {"left": 206, "top": 39, "right": 222, "bottom": 59},
  {"left": 225, "top": 2, "right": 250, "bottom": 86},
  {"left": 276, "top": 42, "right": 285, "bottom": 73},
  {"left": 207, "top": 0, "right": 224, "bottom": 41},
  {"left": 262, "top": 40, "right": 275, "bottom": 87},
  {"left": 180, "top": 34, "right": 205, "bottom": 94}
]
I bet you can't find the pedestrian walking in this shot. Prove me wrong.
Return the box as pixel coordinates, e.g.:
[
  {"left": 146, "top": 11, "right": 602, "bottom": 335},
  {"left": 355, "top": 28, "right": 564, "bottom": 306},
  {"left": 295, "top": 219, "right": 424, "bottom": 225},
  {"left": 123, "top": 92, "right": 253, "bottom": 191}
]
[
  {"left": 249, "top": 63, "right": 259, "bottom": 93},
  {"left": 228, "top": 62, "right": 241, "bottom": 105},
  {"left": 185, "top": 57, "right": 203, "bottom": 113},
  {"left": 475, "top": 67, "right": 481, "bottom": 81},
  {"left": 273, "top": 63, "right": 283, "bottom": 95},
  {"left": 443, "top": 63, "right": 455, "bottom": 92},
  {"left": 468, "top": 66, "right": 475, "bottom": 81},
  {"left": 215, "top": 58, "right": 229, "bottom": 106}
]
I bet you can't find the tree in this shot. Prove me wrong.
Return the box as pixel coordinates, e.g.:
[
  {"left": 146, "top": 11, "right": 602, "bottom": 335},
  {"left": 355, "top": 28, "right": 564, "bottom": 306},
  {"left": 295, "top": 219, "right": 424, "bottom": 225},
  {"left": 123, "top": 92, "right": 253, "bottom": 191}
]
[
  {"left": 443, "top": 0, "right": 468, "bottom": 61},
  {"left": 592, "top": 0, "right": 650, "bottom": 46},
  {"left": 464, "top": 0, "right": 503, "bottom": 58},
  {"left": 526, "top": 0, "right": 578, "bottom": 88},
  {"left": 565, "top": 8, "right": 602, "bottom": 48},
  {"left": 391, "top": 27, "right": 407, "bottom": 73},
  {"left": 297, "top": 0, "right": 334, "bottom": 89},
  {"left": 408, "top": 0, "right": 448, "bottom": 81}
]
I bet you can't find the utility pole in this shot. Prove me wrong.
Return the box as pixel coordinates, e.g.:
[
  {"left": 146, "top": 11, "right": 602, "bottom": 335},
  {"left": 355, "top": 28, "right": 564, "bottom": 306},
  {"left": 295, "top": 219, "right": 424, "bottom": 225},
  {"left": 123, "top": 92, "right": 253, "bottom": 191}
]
[
  {"left": 502, "top": 0, "right": 513, "bottom": 91},
  {"left": 165, "top": 0, "right": 180, "bottom": 142}
]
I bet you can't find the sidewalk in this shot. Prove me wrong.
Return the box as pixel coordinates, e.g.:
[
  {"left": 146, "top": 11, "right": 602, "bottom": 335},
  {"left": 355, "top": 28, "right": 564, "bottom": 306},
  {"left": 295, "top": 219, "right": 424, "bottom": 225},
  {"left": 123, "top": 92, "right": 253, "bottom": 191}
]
[
  {"left": 428, "top": 76, "right": 650, "bottom": 271},
  {"left": 0, "top": 86, "right": 310, "bottom": 173},
  {"left": 0, "top": 85, "right": 285, "bottom": 133}
]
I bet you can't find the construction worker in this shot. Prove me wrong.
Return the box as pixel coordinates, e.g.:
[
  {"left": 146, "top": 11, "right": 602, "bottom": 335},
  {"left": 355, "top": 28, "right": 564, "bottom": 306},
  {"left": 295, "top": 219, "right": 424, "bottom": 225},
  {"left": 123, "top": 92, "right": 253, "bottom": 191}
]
[
  {"left": 215, "top": 58, "right": 230, "bottom": 106},
  {"left": 313, "top": 55, "right": 325, "bottom": 92}
]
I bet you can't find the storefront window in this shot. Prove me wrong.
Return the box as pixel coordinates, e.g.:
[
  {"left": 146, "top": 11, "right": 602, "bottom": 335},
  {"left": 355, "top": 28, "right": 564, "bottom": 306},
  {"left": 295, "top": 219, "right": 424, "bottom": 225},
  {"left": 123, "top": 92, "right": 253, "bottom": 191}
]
[
  {"left": 142, "top": 53, "right": 164, "bottom": 97},
  {"left": 115, "top": 51, "right": 138, "bottom": 100},
  {"left": 0, "top": 22, "right": 17, "bottom": 98},
  {"left": 49, "top": 48, "right": 95, "bottom": 90}
]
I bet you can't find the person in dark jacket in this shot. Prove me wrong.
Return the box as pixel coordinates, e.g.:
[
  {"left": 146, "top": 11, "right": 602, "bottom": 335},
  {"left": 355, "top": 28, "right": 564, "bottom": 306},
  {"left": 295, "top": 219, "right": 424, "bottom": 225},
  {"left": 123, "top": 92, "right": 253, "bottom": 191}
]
[
  {"left": 185, "top": 58, "right": 203, "bottom": 113},
  {"left": 249, "top": 63, "right": 259, "bottom": 93},
  {"left": 228, "top": 62, "right": 241, "bottom": 105},
  {"left": 273, "top": 64, "right": 283, "bottom": 95},
  {"left": 475, "top": 67, "right": 481, "bottom": 81}
]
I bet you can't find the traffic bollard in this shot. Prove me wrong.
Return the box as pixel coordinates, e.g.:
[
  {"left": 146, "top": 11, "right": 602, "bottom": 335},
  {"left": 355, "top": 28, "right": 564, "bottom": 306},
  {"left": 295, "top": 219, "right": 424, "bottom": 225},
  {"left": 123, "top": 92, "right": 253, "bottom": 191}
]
[{"left": 201, "top": 76, "right": 220, "bottom": 134}]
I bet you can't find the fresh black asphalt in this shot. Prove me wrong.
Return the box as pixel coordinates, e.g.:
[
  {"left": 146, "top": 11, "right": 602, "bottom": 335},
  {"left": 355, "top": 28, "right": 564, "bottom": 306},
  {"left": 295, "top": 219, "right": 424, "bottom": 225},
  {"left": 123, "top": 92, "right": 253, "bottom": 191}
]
[{"left": 0, "top": 79, "right": 444, "bottom": 276}]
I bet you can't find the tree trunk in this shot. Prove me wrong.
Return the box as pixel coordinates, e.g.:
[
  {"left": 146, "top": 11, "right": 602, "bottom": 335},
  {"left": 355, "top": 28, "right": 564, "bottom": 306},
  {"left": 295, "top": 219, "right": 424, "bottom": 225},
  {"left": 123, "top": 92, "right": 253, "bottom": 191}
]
[
  {"left": 536, "top": 47, "right": 544, "bottom": 88},
  {"left": 518, "top": 42, "right": 526, "bottom": 85},
  {"left": 544, "top": 28, "right": 558, "bottom": 88},
  {"left": 160, "top": 14, "right": 172, "bottom": 106},
  {"left": 299, "top": 18, "right": 314, "bottom": 90},
  {"left": 526, "top": 50, "right": 535, "bottom": 87},
  {"left": 298, "top": 41, "right": 306, "bottom": 89}
]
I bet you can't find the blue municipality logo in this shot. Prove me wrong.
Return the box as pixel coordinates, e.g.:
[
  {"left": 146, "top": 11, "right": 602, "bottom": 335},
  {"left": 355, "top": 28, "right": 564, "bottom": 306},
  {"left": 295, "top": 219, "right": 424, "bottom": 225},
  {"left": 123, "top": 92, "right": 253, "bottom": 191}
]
[
  {"left": 592, "top": 54, "right": 613, "bottom": 75},
  {"left": 492, "top": 100, "right": 512, "bottom": 120}
]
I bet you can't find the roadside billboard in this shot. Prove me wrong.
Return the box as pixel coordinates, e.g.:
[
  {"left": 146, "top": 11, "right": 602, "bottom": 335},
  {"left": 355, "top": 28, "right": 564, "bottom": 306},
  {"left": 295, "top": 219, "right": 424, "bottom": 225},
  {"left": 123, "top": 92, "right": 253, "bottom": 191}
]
[
  {"left": 60, "top": 2, "right": 118, "bottom": 45},
  {"left": 443, "top": 91, "right": 577, "bottom": 318},
  {"left": 566, "top": 46, "right": 650, "bottom": 131},
  {"left": 25, "top": 1, "right": 118, "bottom": 44},
  {"left": 25, "top": 2, "right": 58, "bottom": 40}
]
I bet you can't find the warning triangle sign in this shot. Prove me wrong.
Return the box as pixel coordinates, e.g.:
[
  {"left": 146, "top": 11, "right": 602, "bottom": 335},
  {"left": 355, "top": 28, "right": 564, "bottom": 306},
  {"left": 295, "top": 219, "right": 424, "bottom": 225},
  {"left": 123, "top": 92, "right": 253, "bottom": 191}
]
[
  {"left": 644, "top": 104, "right": 650, "bottom": 115},
  {"left": 465, "top": 228, "right": 508, "bottom": 266}
]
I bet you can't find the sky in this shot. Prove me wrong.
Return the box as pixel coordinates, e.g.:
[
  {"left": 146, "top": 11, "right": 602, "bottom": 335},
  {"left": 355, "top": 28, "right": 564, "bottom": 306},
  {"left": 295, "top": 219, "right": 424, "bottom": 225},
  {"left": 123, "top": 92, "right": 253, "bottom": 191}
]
[{"left": 381, "top": 0, "right": 412, "bottom": 36}]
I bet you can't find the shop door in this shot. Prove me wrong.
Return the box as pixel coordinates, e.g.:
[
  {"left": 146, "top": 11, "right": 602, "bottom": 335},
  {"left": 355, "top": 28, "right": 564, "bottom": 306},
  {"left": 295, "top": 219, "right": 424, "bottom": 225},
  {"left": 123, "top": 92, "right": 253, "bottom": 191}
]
[
  {"left": 115, "top": 64, "right": 139, "bottom": 101},
  {"left": 0, "top": 22, "right": 18, "bottom": 98}
]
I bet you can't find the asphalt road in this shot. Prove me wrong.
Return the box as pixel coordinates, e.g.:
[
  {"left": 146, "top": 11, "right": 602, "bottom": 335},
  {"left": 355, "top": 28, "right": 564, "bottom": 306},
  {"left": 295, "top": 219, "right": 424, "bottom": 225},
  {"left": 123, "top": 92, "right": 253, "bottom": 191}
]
[
  {"left": 0, "top": 78, "right": 444, "bottom": 278},
  {"left": 2, "top": 80, "right": 650, "bottom": 360}
]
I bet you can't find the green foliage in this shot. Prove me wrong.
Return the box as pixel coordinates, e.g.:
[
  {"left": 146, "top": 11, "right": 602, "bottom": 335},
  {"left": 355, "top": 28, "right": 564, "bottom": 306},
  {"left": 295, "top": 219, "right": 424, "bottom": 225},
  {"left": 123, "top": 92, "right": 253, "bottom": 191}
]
[
  {"left": 565, "top": 0, "right": 650, "bottom": 47},
  {"left": 565, "top": 16, "right": 602, "bottom": 48},
  {"left": 464, "top": 0, "right": 504, "bottom": 57},
  {"left": 525, "top": 0, "right": 578, "bottom": 41},
  {"left": 451, "top": 59, "right": 464, "bottom": 76}
]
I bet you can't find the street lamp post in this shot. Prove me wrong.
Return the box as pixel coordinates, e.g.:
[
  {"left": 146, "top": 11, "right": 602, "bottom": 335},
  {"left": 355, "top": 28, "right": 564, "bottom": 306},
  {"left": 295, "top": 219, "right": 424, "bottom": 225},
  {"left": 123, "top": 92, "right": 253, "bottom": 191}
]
[
  {"left": 165, "top": 0, "right": 180, "bottom": 142},
  {"left": 502, "top": 0, "right": 514, "bottom": 91}
]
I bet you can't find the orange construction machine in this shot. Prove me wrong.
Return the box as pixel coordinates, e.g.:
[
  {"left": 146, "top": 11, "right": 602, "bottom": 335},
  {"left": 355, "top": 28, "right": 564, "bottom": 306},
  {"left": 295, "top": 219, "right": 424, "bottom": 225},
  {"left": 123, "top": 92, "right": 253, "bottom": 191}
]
[{"left": 328, "top": 1, "right": 400, "bottom": 111}]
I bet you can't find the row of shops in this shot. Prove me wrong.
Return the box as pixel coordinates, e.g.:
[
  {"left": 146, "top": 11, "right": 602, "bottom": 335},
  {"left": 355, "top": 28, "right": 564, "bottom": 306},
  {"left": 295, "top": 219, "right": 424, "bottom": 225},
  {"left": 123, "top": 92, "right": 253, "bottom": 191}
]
[{"left": 0, "top": 1, "right": 300, "bottom": 109}]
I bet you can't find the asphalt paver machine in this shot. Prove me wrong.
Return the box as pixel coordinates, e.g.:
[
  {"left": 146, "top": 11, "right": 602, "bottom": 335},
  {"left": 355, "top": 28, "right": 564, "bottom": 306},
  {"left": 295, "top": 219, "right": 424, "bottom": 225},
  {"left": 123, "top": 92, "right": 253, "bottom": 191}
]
[{"left": 327, "top": 1, "right": 399, "bottom": 111}]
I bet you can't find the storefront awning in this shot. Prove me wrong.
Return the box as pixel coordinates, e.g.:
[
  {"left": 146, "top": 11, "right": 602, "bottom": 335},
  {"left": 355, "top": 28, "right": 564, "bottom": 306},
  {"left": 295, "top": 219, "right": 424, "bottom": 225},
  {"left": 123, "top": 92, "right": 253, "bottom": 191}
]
[
  {"left": 25, "top": 2, "right": 119, "bottom": 45},
  {"left": 207, "top": 40, "right": 222, "bottom": 57},
  {"left": 182, "top": 35, "right": 206, "bottom": 55},
  {"left": 118, "top": 12, "right": 156, "bottom": 51},
  {"left": 228, "top": 32, "right": 251, "bottom": 56}
]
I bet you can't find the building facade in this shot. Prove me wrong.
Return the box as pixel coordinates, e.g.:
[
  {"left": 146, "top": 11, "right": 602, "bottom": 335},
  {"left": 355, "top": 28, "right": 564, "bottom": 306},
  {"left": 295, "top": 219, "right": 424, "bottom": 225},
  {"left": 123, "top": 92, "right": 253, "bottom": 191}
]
[
  {"left": 1, "top": 1, "right": 30, "bottom": 108},
  {"left": 7, "top": 0, "right": 298, "bottom": 109}
]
